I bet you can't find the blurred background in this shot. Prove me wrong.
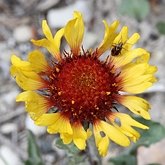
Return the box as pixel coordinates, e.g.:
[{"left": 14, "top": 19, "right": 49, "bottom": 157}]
[{"left": 0, "top": 0, "right": 165, "bottom": 165}]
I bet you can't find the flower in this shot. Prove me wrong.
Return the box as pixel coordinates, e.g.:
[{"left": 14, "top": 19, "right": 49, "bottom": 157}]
[{"left": 11, "top": 11, "right": 157, "bottom": 156}]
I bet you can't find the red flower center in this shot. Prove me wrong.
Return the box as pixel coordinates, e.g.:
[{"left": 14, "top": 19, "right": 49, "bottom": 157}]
[{"left": 47, "top": 54, "right": 119, "bottom": 123}]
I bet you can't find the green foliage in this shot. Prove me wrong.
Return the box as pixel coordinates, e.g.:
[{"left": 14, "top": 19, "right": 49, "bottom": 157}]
[
  {"left": 55, "top": 138, "right": 79, "bottom": 154},
  {"left": 109, "top": 154, "right": 136, "bottom": 165},
  {"left": 156, "top": 22, "right": 165, "bottom": 35},
  {"left": 118, "top": 0, "right": 150, "bottom": 21},
  {"left": 109, "top": 118, "right": 165, "bottom": 165},
  {"left": 25, "top": 130, "right": 44, "bottom": 165},
  {"left": 55, "top": 138, "right": 87, "bottom": 165}
]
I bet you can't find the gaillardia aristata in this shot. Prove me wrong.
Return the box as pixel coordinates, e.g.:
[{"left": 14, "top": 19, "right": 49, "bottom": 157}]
[{"left": 11, "top": 11, "right": 157, "bottom": 156}]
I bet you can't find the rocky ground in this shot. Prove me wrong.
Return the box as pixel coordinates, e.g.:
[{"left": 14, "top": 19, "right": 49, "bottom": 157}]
[{"left": 0, "top": 0, "right": 165, "bottom": 165}]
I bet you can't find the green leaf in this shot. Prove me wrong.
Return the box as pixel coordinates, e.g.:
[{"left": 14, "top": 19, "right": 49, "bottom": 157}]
[
  {"left": 118, "top": 0, "right": 150, "bottom": 21},
  {"left": 25, "top": 130, "right": 44, "bottom": 165},
  {"left": 156, "top": 22, "right": 165, "bottom": 35},
  {"left": 109, "top": 154, "right": 137, "bottom": 165},
  {"left": 55, "top": 138, "right": 79, "bottom": 154}
]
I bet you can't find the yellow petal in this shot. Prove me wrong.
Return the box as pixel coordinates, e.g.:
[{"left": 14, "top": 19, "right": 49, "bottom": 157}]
[
  {"left": 72, "top": 123, "right": 87, "bottom": 150},
  {"left": 100, "top": 121, "right": 130, "bottom": 147},
  {"left": 150, "top": 77, "right": 157, "bottom": 83},
  {"left": 113, "top": 26, "right": 128, "bottom": 44},
  {"left": 16, "top": 90, "right": 40, "bottom": 102},
  {"left": 107, "top": 28, "right": 140, "bottom": 64},
  {"left": 27, "top": 106, "right": 47, "bottom": 120},
  {"left": 13, "top": 70, "right": 44, "bottom": 90},
  {"left": 123, "top": 82, "right": 153, "bottom": 94},
  {"left": 31, "top": 24, "right": 63, "bottom": 61},
  {"left": 124, "top": 33, "right": 140, "bottom": 50},
  {"left": 134, "top": 52, "right": 150, "bottom": 64},
  {"left": 93, "top": 123, "right": 102, "bottom": 147},
  {"left": 28, "top": 50, "right": 48, "bottom": 72},
  {"left": 10, "top": 65, "right": 20, "bottom": 77},
  {"left": 73, "top": 123, "right": 87, "bottom": 139},
  {"left": 115, "top": 124, "right": 141, "bottom": 142},
  {"left": 10, "top": 55, "right": 45, "bottom": 90},
  {"left": 74, "top": 139, "right": 86, "bottom": 150},
  {"left": 64, "top": 11, "right": 84, "bottom": 55},
  {"left": 120, "top": 63, "right": 148, "bottom": 78},
  {"left": 60, "top": 123, "right": 88, "bottom": 150},
  {"left": 53, "top": 28, "right": 64, "bottom": 60},
  {"left": 47, "top": 115, "right": 73, "bottom": 135},
  {"left": 35, "top": 113, "right": 60, "bottom": 126},
  {"left": 110, "top": 48, "right": 149, "bottom": 69},
  {"left": 60, "top": 133, "right": 72, "bottom": 144},
  {"left": 119, "top": 96, "right": 151, "bottom": 119},
  {"left": 118, "top": 61, "right": 155, "bottom": 94},
  {"left": 53, "top": 28, "right": 64, "bottom": 54},
  {"left": 115, "top": 113, "right": 149, "bottom": 129},
  {"left": 126, "top": 127, "right": 140, "bottom": 142},
  {"left": 16, "top": 91, "right": 50, "bottom": 120},
  {"left": 97, "top": 136, "right": 109, "bottom": 157},
  {"left": 111, "top": 28, "right": 139, "bottom": 56},
  {"left": 11, "top": 55, "right": 31, "bottom": 71},
  {"left": 111, "top": 113, "right": 149, "bottom": 142},
  {"left": 31, "top": 38, "right": 48, "bottom": 47},
  {"left": 146, "top": 65, "right": 158, "bottom": 74},
  {"left": 122, "top": 74, "right": 155, "bottom": 87},
  {"left": 93, "top": 123, "right": 110, "bottom": 157},
  {"left": 97, "top": 20, "right": 119, "bottom": 56},
  {"left": 31, "top": 38, "right": 61, "bottom": 61},
  {"left": 128, "top": 33, "right": 140, "bottom": 44},
  {"left": 42, "top": 20, "right": 53, "bottom": 40}
]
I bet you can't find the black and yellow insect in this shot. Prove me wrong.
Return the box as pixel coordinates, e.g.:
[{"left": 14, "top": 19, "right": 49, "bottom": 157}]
[{"left": 111, "top": 42, "right": 124, "bottom": 56}]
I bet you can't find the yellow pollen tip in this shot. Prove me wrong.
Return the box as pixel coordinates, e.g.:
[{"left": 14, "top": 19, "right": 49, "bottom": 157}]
[
  {"left": 71, "top": 100, "right": 75, "bottom": 104},
  {"left": 106, "top": 92, "right": 111, "bottom": 95},
  {"left": 58, "top": 91, "right": 62, "bottom": 95},
  {"left": 112, "top": 83, "right": 117, "bottom": 87},
  {"left": 56, "top": 67, "right": 60, "bottom": 72},
  {"left": 49, "top": 75, "right": 53, "bottom": 79}
]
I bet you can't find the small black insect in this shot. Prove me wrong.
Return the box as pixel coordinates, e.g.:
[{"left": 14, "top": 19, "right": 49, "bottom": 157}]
[{"left": 111, "top": 42, "right": 124, "bottom": 56}]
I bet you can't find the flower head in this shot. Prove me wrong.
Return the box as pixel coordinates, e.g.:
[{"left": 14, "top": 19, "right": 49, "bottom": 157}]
[{"left": 11, "top": 11, "right": 157, "bottom": 156}]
